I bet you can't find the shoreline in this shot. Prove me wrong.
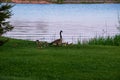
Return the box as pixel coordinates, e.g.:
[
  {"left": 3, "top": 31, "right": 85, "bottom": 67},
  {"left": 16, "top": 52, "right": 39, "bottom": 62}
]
[
  {"left": 7, "top": 2, "right": 120, "bottom": 4},
  {"left": 2, "top": 1, "right": 120, "bottom": 4}
]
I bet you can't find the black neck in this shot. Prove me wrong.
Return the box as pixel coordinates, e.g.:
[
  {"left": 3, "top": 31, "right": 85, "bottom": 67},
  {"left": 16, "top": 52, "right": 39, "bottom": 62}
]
[{"left": 60, "top": 31, "right": 62, "bottom": 39}]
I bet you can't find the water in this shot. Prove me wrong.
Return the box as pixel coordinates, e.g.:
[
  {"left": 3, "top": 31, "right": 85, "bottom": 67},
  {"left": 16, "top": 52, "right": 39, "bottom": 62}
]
[{"left": 4, "top": 4, "right": 120, "bottom": 43}]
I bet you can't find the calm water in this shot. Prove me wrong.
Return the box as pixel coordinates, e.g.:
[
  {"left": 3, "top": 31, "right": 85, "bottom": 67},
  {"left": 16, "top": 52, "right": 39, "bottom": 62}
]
[{"left": 4, "top": 4, "right": 120, "bottom": 43}]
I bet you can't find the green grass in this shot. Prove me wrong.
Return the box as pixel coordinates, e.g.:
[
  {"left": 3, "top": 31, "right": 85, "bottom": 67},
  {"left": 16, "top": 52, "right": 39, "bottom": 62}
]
[
  {"left": 0, "top": 38, "right": 120, "bottom": 80},
  {"left": 80, "top": 35, "right": 120, "bottom": 46}
]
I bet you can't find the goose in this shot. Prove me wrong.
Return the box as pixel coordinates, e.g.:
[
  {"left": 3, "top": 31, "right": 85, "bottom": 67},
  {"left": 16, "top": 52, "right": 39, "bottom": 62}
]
[{"left": 50, "top": 30, "right": 63, "bottom": 46}]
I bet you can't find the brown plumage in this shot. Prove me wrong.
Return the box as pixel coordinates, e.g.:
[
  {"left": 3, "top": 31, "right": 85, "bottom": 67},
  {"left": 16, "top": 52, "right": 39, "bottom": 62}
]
[
  {"left": 36, "top": 40, "right": 49, "bottom": 48},
  {"left": 36, "top": 40, "right": 42, "bottom": 48},
  {"left": 50, "top": 30, "right": 63, "bottom": 46}
]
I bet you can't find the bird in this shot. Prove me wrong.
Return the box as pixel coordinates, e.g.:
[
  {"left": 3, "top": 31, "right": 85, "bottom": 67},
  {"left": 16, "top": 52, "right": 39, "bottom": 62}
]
[
  {"left": 36, "top": 40, "right": 49, "bottom": 48},
  {"left": 50, "top": 30, "right": 63, "bottom": 46},
  {"left": 62, "top": 42, "right": 68, "bottom": 46},
  {"left": 36, "top": 40, "right": 42, "bottom": 48}
]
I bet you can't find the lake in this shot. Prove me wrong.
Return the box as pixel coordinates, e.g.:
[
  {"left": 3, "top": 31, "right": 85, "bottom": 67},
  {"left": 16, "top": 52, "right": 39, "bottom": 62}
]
[{"left": 4, "top": 4, "right": 120, "bottom": 43}]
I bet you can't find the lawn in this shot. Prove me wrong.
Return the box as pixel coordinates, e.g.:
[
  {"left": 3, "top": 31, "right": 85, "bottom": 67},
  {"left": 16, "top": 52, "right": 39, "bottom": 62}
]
[{"left": 0, "top": 39, "right": 120, "bottom": 80}]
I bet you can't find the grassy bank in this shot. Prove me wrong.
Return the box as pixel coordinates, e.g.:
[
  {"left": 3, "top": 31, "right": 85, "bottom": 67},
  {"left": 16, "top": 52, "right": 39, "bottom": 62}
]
[
  {"left": 0, "top": 38, "right": 120, "bottom": 80},
  {"left": 81, "top": 35, "right": 120, "bottom": 46}
]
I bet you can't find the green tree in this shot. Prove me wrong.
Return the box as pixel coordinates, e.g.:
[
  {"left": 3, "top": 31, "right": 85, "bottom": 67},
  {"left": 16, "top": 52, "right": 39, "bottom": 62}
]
[
  {"left": 0, "top": 0, "right": 12, "bottom": 2},
  {"left": 57, "top": 0, "right": 63, "bottom": 3},
  {"left": 0, "top": 2, "right": 14, "bottom": 45}
]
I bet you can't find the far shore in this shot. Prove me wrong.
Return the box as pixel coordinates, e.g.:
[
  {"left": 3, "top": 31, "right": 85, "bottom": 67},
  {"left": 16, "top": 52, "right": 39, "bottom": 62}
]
[
  {"left": 12, "top": 1, "right": 51, "bottom": 4},
  {"left": 3, "top": 1, "right": 120, "bottom": 4}
]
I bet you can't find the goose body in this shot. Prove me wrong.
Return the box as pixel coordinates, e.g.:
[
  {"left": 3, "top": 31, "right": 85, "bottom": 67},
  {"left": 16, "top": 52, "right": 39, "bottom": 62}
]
[{"left": 50, "top": 30, "right": 63, "bottom": 45}]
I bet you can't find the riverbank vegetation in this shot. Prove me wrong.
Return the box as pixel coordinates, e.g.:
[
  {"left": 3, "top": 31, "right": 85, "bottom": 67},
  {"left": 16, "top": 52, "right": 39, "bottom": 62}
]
[
  {"left": 0, "top": 37, "right": 120, "bottom": 80},
  {"left": 78, "top": 35, "right": 120, "bottom": 46}
]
